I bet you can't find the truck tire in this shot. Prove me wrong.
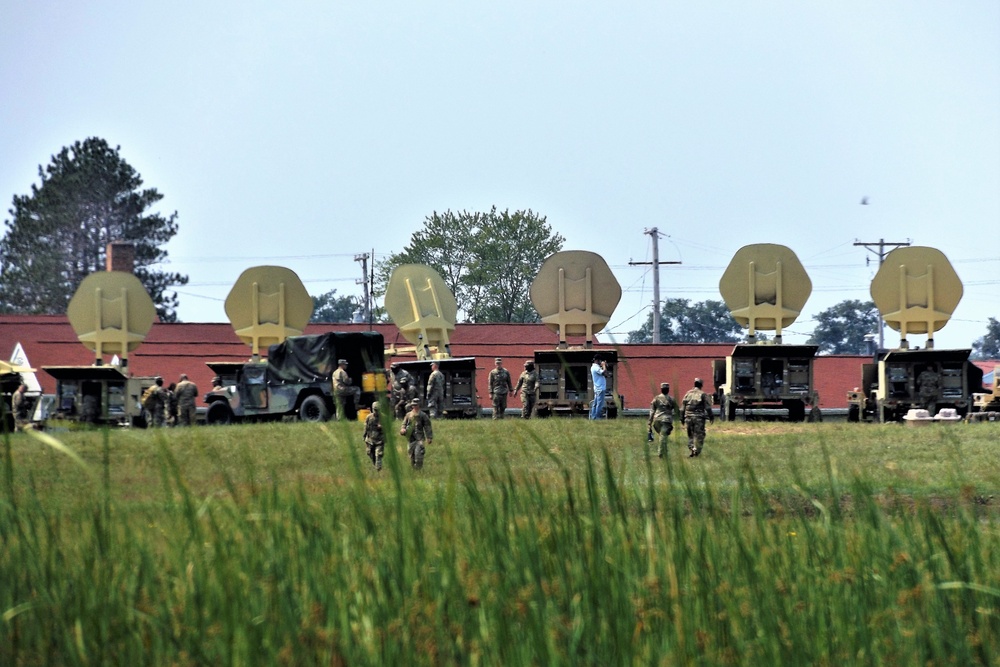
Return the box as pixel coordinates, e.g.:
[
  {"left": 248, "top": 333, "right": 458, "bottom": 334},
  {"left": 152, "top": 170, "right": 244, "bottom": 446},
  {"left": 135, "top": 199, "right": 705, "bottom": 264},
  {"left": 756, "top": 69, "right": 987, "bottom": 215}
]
[
  {"left": 206, "top": 402, "right": 233, "bottom": 425},
  {"left": 299, "top": 395, "right": 329, "bottom": 422}
]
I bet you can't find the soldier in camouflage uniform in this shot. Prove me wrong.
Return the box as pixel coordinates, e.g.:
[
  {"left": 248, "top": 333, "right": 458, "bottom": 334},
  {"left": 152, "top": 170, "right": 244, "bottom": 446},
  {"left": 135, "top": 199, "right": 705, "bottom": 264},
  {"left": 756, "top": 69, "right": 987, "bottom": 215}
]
[
  {"left": 174, "top": 374, "right": 199, "bottom": 426},
  {"left": 400, "top": 398, "right": 433, "bottom": 469},
  {"left": 363, "top": 401, "right": 386, "bottom": 471},
  {"left": 488, "top": 357, "right": 513, "bottom": 420},
  {"left": 333, "top": 359, "right": 361, "bottom": 421},
  {"left": 426, "top": 361, "right": 445, "bottom": 418},
  {"left": 648, "top": 382, "right": 677, "bottom": 458},
  {"left": 917, "top": 367, "right": 940, "bottom": 416},
  {"left": 512, "top": 360, "right": 538, "bottom": 419},
  {"left": 390, "top": 364, "right": 414, "bottom": 418},
  {"left": 11, "top": 384, "right": 30, "bottom": 431},
  {"left": 680, "top": 378, "right": 714, "bottom": 458},
  {"left": 143, "top": 377, "right": 168, "bottom": 427},
  {"left": 393, "top": 378, "right": 416, "bottom": 419}
]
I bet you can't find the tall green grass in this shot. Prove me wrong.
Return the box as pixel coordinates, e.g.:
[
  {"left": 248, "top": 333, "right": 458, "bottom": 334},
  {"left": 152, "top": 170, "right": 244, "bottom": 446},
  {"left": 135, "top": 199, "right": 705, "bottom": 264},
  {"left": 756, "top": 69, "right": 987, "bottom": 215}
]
[{"left": 2, "top": 421, "right": 998, "bottom": 665}]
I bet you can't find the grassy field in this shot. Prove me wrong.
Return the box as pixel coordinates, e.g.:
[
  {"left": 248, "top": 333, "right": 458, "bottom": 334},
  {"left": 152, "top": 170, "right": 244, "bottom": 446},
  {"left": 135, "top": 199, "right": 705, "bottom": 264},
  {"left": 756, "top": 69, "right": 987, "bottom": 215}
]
[{"left": 2, "top": 418, "right": 999, "bottom": 665}]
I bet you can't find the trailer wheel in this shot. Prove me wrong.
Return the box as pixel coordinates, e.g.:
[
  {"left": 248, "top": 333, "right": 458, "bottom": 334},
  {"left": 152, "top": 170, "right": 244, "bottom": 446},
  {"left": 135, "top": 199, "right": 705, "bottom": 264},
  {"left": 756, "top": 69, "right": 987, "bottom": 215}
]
[
  {"left": 299, "top": 395, "right": 329, "bottom": 422},
  {"left": 206, "top": 402, "right": 233, "bottom": 425},
  {"left": 847, "top": 405, "right": 860, "bottom": 423}
]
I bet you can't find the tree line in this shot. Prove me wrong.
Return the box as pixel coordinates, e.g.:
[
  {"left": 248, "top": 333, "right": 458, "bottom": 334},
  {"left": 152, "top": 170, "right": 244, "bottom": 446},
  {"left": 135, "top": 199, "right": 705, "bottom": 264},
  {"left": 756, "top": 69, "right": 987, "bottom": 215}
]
[{"left": 2, "top": 137, "right": 998, "bottom": 358}]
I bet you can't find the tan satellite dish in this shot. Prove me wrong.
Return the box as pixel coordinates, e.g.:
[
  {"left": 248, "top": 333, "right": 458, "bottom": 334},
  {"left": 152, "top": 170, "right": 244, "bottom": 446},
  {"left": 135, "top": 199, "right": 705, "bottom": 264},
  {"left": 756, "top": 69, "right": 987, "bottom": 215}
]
[
  {"left": 66, "top": 271, "right": 157, "bottom": 363},
  {"left": 225, "top": 266, "right": 313, "bottom": 358},
  {"left": 529, "top": 250, "right": 622, "bottom": 347},
  {"left": 0, "top": 360, "right": 34, "bottom": 375},
  {"left": 719, "top": 243, "right": 811, "bottom": 342},
  {"left": 384, "top": 264, "right": 458, "bottom": 360},
  {"left": 870, "top": 246, "right": 962, "bottom": 349}
]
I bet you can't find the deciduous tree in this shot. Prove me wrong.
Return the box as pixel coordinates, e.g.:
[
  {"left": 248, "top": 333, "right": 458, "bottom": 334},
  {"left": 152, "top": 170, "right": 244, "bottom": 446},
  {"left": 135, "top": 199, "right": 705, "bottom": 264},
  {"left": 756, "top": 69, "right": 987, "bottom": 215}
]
[
  {"left": 310, "top": 289, "right": 358, "bottom": 323},
  {"left": 972, "top": 317, "right": 1000, "bottom": 360},
  {"left": 806, "top": 299, "right": 878, "bottom": 355},
  {"left": 377, "top": 207, "right": 564, "bottom": 323},
  {"left": 627, "top": 298, "right": 745, "bottom": 343}
]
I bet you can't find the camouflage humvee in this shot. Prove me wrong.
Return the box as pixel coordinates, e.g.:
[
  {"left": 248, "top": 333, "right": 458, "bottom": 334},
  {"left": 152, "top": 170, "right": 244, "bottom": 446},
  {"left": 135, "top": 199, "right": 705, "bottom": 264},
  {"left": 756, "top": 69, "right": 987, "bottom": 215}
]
[{"left": 203, "top": 331, "right": 386, "bottom": 424}]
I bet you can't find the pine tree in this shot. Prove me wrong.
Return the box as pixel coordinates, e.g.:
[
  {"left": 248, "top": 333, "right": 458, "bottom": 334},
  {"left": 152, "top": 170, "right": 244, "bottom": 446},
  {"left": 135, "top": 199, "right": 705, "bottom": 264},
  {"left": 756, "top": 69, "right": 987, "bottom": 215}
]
[{"left": 0, "top": 138, "right": 187, "bottom": 321}]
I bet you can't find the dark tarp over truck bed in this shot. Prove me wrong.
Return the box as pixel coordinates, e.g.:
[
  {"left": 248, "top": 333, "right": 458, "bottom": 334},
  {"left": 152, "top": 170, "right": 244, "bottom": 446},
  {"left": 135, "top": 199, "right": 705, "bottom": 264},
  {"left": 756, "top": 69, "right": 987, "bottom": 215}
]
[{"left": 266, "top": 332, "right": 385, "bottom": 385}]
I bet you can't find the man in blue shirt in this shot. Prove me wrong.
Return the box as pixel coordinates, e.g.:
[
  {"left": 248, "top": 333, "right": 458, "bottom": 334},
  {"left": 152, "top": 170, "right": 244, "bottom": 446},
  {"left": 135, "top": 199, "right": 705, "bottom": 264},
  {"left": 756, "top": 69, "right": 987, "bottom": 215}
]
[{"left": 589, "top": 355, "right": 608, "bottom": 420}]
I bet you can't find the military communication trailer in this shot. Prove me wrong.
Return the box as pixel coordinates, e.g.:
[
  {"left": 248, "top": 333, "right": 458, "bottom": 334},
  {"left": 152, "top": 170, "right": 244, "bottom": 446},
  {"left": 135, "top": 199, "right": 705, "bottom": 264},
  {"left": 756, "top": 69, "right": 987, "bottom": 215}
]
[
  {"left": 41, "top": 250, "right": 161, "bottom": 428},
  {"left": 713, "top": 344, "right": 818, "bottom": 422},
  {"left": 846, "top": 349, "right": 982, "bottom": 423},
  {"left": 534, "top": 349, "right": 620, "bottom": 418},
  {"left": 845, "top": 246, "right": 979, "bottom": 424},
  {"left": 713, "top": 244, "right": 819, "bottom": 422},
  {"left": 384, "top": 264, "right": 481, "bottom": 418},
  {"left": 528, "top": 251, "right": 623, "bottom": 418},
  {"left": 203, "top": 331, "right": 386, "bottom": 424}
]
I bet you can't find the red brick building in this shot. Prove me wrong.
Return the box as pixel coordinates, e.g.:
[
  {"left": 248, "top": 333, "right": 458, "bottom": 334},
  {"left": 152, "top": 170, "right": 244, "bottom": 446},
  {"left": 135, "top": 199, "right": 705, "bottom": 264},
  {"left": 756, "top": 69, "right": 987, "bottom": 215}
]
[{"left": 2, "top": 315, "right": 884, "bottom": 411}]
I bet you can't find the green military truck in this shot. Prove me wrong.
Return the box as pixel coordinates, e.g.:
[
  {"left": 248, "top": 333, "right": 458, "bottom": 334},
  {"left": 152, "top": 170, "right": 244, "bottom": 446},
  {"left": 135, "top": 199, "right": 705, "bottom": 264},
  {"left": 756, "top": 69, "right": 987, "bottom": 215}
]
[{"left": 204, "top": 331, "right": 386, "bottom": 424}]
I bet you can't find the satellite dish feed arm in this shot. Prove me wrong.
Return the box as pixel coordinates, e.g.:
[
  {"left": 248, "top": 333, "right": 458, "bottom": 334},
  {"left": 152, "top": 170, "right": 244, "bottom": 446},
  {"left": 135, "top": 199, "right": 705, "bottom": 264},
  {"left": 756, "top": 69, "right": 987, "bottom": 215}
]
[
  {"left": 403, "top": 277, "right": 453, "bottom": 360},
  {"left": 549, "top": 267, "right": 597, "bottom": 346}
]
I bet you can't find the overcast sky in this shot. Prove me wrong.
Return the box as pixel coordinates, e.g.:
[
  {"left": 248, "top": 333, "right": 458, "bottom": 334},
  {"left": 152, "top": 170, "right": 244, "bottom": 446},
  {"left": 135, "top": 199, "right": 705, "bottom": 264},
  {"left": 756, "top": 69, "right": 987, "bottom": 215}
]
[{"left": 2, "top": 1, "right": 998, "bottom": 350}]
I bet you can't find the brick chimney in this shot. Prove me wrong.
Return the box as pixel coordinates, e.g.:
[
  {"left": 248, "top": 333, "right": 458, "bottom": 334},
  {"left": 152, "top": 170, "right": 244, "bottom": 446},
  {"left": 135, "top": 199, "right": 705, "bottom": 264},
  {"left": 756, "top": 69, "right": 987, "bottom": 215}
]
[{"left": 106, "top": 242, "right": 135, "bottom": 273}]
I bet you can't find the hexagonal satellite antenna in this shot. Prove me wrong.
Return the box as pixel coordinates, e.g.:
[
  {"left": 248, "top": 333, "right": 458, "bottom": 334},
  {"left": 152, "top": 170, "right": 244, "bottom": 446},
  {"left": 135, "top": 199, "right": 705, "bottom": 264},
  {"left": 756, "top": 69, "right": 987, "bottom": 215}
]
[
  {"left": 66, "top": 271, "right": 157, "bottom": 365},
  {"left": 224, "top": 266, "right": 313, "bottom": 359},
  {"left": 384, "top": 264, "right": 457, "bottom": 360},
  {"left": 870, "top": 246, "right": 962, "bottom": 350},
  {"left": 719, "top": 243, "right": 812, "bottom": 344},
  {"left": 529, "top": 250, "right": 622, "bottom": 348}
]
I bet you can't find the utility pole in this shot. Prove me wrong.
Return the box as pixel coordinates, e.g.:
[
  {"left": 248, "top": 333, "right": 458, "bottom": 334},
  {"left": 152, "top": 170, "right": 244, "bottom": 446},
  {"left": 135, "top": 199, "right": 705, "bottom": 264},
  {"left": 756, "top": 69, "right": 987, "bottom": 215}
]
[
  {"left": 629, "top": 227, "right": 681, "bottom": 344},
  {"left": 354, "top": 253, "right": 370, "bottom": 323},
  {"left": 854, "top": 238, "right": 910, "bottom": 350}
]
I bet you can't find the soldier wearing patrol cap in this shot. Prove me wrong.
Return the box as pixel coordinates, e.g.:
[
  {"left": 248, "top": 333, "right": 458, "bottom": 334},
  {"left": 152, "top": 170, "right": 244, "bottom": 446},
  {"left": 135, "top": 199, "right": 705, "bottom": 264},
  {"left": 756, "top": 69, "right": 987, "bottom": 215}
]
[
  {"left": 680, "top": 378, "right": 714, "bottom": 457},
  {"left": 648, "top": 382, "right": 677, "bottom": 457},
  {"left": 426, "top": 361, "right": 445, "bottom": 418},
  {"left": 512, "top": 360, "right": 539, "bottom": 419},
  {"left": 333, "top": 359, "right": 361, "bottom": 421},
  {"left": 488, "top": 357, "right": 513, "bottom": 420},
  {"left": 400, "top": 398, "right": 433, "bottom": 469}
]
